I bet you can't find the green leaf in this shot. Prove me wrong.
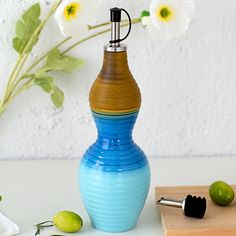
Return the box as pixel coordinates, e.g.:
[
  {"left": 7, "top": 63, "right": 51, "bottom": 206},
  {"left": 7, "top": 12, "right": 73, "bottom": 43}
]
[
  {"left": 51, "top": 85, "right": 64, "bottom": 109},
  {"left": 40, "top": 83, "right": 52, "bottom": 93},
  {"left": 34, "top": 76, "right": 54, "bottom": 84},
  {"left": 39, "top": 49, "right": 84, "bottom": 74},
  {"left": 13, "top": 3, "right": 41, "bottom": 54},
  {"left": 141, "top": 10, "right": 150, "bottom": 18},
  {"left": 15, "top": 20, "right": 26, "bottom": 39},
  {"left": 22, "top": 3, "right": 40, "bottom": 23},
  {"left": 12, "top": 38, "right": 23, "bottom": 53},
  {"left": 34, "top": 76, "right": 54, "bottom": 93},
  {"left": 32, "top": 48, "right": 82, "bottom": 109},
  {"left": 33, "top": 74, "right": 65, "bottom": 108}
]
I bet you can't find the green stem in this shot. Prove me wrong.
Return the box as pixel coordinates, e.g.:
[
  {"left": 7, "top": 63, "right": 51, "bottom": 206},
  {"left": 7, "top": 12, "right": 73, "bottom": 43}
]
[
  {"left": 35, "top": 221, "right": 54, "bottom": 235},
  {"left": 1, "top": 55, "right": 24, "bottom": 108},
  {"left": 13, "top": 77, "right": 34, "bottom": 99},
  {"left": 9, "top": 0, "right": 63, "bottom": 89},
  {"left": 0, "top": 75, "right": 34, "bottom": 117},
  {"left": 62, "top": 18, "right": 141, "bottom": 55},
  {"left": 26, "top": 36, "right": 72, "bottom": 73},
  {"left": 35, "top": 221, "right": 53, "bottom": 226},
  {"left": 62, "top": 29, "right": 111, "bottom": 55},
  {"left": 88, "top": 18, "right": 139, "bottom": 30},
  {"left": 130, "top": 18, "right": 142, "bottom": 25},
  {"left": 0, "top": 0, "right": 63, "bottom": 116},
  {"left": 8, "top": 74, "right": 33, "bottom": 98},
  {"left": 1, "top": 37, "right": 72, "bottom": 116}
]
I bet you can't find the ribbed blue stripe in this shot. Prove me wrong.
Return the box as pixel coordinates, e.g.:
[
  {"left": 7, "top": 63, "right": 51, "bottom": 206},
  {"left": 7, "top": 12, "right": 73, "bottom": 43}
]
[
  {"left": 79, "top": 111, "right": 150, "bottom": 232},
  {"left": 81, "top": 112, "right": 148, "bottom": 172},
  {"left": 79, "top": 164, "right": 150, "bottom": 232}
]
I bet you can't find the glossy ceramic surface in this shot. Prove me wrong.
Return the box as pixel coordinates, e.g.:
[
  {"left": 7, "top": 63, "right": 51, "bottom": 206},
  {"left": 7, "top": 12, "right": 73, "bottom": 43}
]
[
  {"left": 89, "top": 51, "right": 141, "bottom": 115},
  {"left": 79, "top": 112, "right": 150, "bottom": 232}
]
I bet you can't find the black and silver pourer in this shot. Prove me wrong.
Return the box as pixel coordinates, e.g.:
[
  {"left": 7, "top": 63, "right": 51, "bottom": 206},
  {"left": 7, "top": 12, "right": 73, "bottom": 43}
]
[
  {"left": 157, "top": 195, "right": 207, "bottom": 219},
  {"left": 105, "top": 7, "right": 132, "bottom": 52}
]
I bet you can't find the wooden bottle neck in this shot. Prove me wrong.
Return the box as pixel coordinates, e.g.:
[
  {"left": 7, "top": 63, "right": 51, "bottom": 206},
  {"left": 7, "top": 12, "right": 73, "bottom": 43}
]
[{"left": 100, "top": 51, "right": 129, "bottom": 78}]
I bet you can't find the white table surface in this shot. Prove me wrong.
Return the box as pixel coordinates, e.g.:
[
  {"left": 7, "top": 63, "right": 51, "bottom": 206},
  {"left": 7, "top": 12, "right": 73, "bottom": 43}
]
[{"left": 0, "top": 157, "right": 236, "bottom": 236}]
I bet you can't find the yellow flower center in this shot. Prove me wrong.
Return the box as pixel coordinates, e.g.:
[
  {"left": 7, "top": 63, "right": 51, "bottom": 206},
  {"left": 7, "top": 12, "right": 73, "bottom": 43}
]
[
  {"left": 156, "top": 5, "right": 174, "bottom": 22},
  {"left": 64, "top": 2, "right": 80, "bottom": 21}
]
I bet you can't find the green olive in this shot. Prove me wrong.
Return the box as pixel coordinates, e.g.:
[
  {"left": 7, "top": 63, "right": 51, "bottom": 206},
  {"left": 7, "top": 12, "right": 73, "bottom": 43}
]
[
  {"left": 209, "top": 181, "right": 235, "bottom": 206},
  {"left": 53, "top": 210, "right": 83, "bottom": 233}
]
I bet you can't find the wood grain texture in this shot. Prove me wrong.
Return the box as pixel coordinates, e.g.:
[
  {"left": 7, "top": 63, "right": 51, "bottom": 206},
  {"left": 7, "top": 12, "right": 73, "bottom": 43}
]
[
  {"left": 89, "top": 50, "right": 141, "bottom": 115},
  {"left": 156, "top": 185, "right": 236, "bottom": 236}
]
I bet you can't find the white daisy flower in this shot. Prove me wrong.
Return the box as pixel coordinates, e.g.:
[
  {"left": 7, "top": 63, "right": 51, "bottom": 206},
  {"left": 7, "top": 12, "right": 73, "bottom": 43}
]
[
  {"left": 145, "top": 0, "right": 194, "bottom": 40},
  {"left": 55, "top": 0, "right": 95, "bottom": 37}
]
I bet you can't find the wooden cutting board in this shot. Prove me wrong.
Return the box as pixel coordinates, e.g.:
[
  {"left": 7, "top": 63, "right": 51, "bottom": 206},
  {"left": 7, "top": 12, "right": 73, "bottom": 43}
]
[{"left": 156, "top": 185, "right": 236, "bottom": 236}]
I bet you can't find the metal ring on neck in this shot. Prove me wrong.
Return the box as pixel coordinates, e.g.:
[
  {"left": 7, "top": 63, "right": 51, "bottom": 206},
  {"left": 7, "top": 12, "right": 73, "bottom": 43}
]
[{"left": 104, "top": 43, "right": 127, "bottom": 52}]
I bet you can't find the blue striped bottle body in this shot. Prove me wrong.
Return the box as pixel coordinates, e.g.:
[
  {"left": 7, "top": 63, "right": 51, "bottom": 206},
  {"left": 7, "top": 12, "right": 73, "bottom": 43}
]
[{"left": 79, "top": 112, "right": 150, "bottom": 232}]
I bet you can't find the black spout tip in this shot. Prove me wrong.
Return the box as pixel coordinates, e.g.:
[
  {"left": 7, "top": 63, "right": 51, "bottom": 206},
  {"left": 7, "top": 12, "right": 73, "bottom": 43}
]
[
  {"left": 110, "top": 7, "right": 121, "bottom": 22},
  {"left": 184, "top": 195, "right": 207, "bottom": 219}
]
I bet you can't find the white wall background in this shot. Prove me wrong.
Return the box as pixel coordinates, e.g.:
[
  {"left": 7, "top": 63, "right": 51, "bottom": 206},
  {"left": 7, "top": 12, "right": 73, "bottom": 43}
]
[{"left": 1, "top": 0, "right": 236, "bottom": 159}]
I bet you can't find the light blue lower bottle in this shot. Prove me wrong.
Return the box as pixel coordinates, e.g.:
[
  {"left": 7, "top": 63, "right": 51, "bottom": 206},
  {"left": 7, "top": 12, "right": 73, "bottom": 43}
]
[{"left": 79, "top": 112, "right": 150, "bottom": 232}]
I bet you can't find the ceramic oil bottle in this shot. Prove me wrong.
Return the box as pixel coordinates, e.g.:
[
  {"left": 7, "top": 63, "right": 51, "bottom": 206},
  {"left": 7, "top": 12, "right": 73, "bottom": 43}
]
[{"left": 79, "top": 7, "right": 150, "bottom": 233}]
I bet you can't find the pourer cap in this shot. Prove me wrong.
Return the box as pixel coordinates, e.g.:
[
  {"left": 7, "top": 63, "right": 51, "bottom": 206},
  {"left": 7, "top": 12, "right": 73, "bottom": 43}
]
[
  {"left": 110, "top": 7, "right": 121, "bottom": 22},
  {"left": 104, "top": 7, "right": 131, "bottom": 52}
]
